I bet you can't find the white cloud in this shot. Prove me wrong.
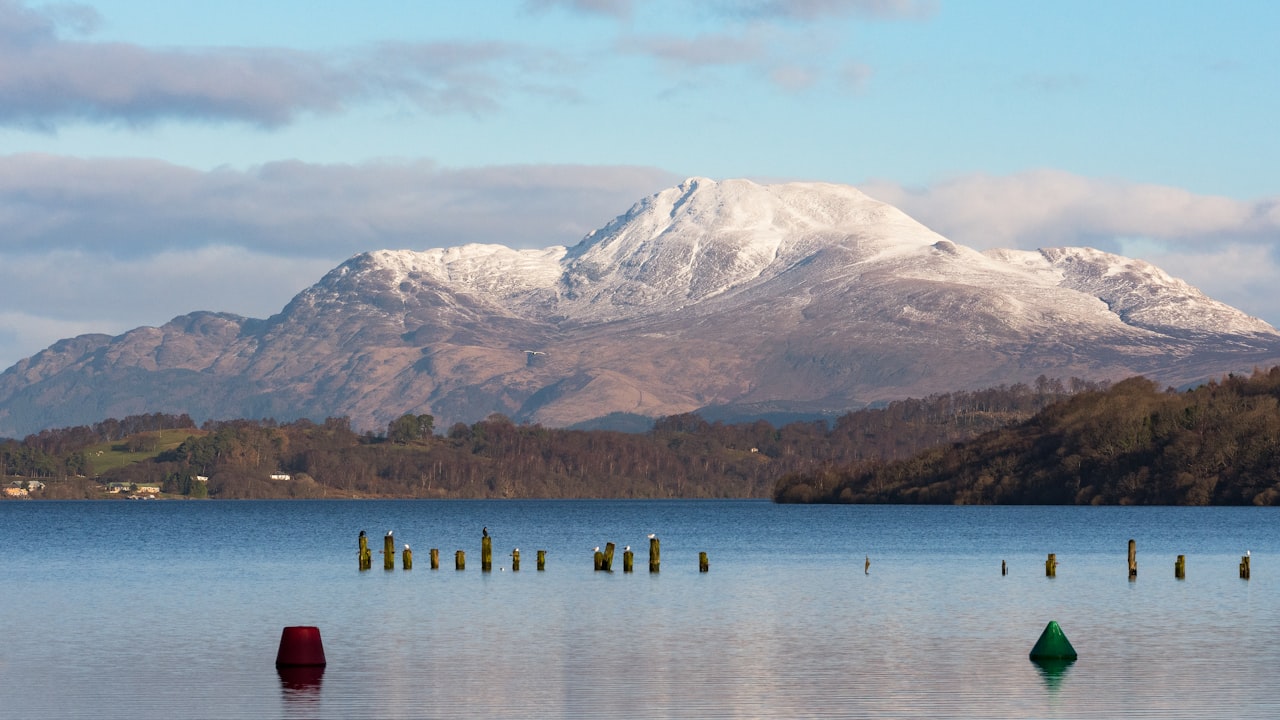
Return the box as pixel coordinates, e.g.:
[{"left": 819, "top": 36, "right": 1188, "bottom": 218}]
[
  {"left": 0, "top": 0, "right": 567, "bottom": 129},
  {"left": 0, "top": 157, "right": 679, "bottom": 370},
  {"left": 859, "top": 169, "right": 1277, "bottom": 251},
  {"left": 0, "top": 154, "right": 678, "bottom": 255}
]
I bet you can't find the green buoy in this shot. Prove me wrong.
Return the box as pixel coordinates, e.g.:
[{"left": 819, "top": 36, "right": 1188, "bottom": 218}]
[{"left": 1029, "top": 620, "right": 1077, "bottom": 660}]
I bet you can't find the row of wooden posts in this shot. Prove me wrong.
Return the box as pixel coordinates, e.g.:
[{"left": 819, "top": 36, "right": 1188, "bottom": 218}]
[
  {"left": 1038, "top": 539, "right": 1252, "bottom": 580},
  {"left": 358, "top": 532, "right": 709, "bottom": 573}
]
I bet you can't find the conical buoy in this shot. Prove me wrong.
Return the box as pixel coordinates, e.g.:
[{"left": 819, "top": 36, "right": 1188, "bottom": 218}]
[
  {"left": 276, "top": 626, "right": 327, "bottom": 667},
  {"left": 1029, "top": 620, "right": 1077, "bottom": 660}
]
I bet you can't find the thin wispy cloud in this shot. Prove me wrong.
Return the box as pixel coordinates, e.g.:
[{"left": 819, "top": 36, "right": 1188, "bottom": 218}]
[
  {"left": 714, "top": 0, "right": 936, "bottom": 21},
  {"left": 525, "top": 0, "right": 634, "bottom": 19}
]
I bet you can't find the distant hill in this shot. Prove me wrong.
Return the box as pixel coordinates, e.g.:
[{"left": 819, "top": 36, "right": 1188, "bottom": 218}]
[
  {"left": 3, "top": 384, "right": 1085, "bottom": 500},
  {"left": 4, "top": 177, "right": 1280, "bottom": 437},
  {"left": 774, "top": 367, "right": 1280, "bottom": 505}
]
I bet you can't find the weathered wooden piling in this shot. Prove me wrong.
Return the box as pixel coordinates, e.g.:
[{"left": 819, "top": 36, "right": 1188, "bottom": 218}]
[
  {"left": 602, "top": 542, "right": 616, "bottom": 572},
  {"left": 455, "top": 550, "right": 465, "bottom": 570},
  {"left": 1002, "top": 559, "right": 1008, "bottom": 576},
  {"left": 358, "top": 531, "right": 371, "bottom": 571},
  {"left": 537, "top": 549, "right": 546, "bottom": 571},
  {"left": 1045, "top": 553, "right": 1057, "bottom": 577},
  {"left": 384, "top": 533, "right": 395, "bottom": 571},
  {"left": 1128, "top": 539, "right": 1137, "bottom": 579},
  {"left": 593, "top": 547, "right": 604, "bottom": 571},
  {"left": 623, "top": 548, "right": 634, "bottom": 573},
  {"left": 699, "top": 551, "right": 709, "bottom": 572},
  {"left": 1175, "top": 554, "right": 1185, "bottom": 579},
  {"left": 430, "top": 548, "right": 440, "bottom": 570},
  {"left": 864, "top": 555, "right": 870, "bottom": 575},
  {"left": 649, "top": 536, "right": 660, "bottom": 573},
  {"left": 512, "top": 548, "right": 520, "bottom": 572},
  {"left": 1240, "top": 553, "right": 1251, "bottom": 579},
  {"left": 482, "top": 535, "right": 493, "bottom": 572},
  {"left": 402, "top": 545, "right": 413, "bottom": 570}
]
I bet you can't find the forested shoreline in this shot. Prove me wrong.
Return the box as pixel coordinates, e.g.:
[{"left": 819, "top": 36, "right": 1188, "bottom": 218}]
[
  {"left": 1, "top": 378, "right": 1091, "bottom": 500},
  {"left": 775, "top": 367, "right": 1280, "bottom": 506}
]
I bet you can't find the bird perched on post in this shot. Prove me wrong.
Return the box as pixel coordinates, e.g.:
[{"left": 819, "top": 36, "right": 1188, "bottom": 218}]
[{"left": 483, "top": 526, "right": 489, "bottom": 538}]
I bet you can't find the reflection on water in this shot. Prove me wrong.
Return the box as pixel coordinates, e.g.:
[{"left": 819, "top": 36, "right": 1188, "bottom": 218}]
[
  {"left": 278, "top": 665, "right": 326, "bottom": 694},
  {"left": 1031, "top": 657, "right": 1075, "bottom": 692},
  {"left": 279, "top": 666, "right": 325, "bottom": 720},
  {"left": 2, "top": 501, "right": 1279, "bottom": 719}
]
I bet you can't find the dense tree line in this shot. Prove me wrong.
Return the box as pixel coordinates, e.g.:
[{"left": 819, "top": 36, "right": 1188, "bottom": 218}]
[
  {"left": 1, "top": 379, "right": 1099, "bottom": 499},
  {"left": 774, "top": 368, "right": 1280, "bottom": 506}
]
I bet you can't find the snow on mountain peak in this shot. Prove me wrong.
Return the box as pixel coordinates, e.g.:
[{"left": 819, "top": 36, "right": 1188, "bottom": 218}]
[
  {"left": 559, "top": 177, "right": 942, "bottom": 316},
  {"left": 304, "top": 177, "right": 1274, "bottom": 339}
]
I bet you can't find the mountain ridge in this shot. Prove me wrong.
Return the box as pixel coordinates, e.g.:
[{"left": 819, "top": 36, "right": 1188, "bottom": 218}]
[{"left": 2, "top": 177, "right": 1278, "bottom": 437}]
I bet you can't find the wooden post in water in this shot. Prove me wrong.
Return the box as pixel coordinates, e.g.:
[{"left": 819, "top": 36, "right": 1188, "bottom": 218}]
[
  {"left": 649, "top": 536, "right": 660, "bottom": 573},
  {"left": 602, "top": 543, "right": 616, "bottom": 572},
  {"left": 623, "top": 547, "right": 634, "bottom": 573},
  {"left": 384, "top": 532, "right": 395, "bottom": 570},
  {"left": 358, "top": 531, "right": 371, "bottom": 571},
  {"left": 402, "top": 545, "right": 413, "bottom": 570},
  {"left": 1045, "top": 553, "right": 1057, "bottom": 577},
  {"left": 1128, "top": 539, "right": 1137, "bottom": 579},
  {"left": 482, "top": 535, "right": 493, "bottom": 572},
  {"left": 1175, "top": 554, "right": 1185, "bottom": 579},
  {"left": 1002, "top": 559, "right": 1007, "bottom": 576},
  {"left": 699, "top": 551, "right": 709, "bottom": 572},
  {"left": 537, "top": 550, "right": 546, "bottom": 571},
  {"left": 430, "top": 548, "right": 440, "bottom": 570},
  {"left": 593, "top": 547, "right": 604, "bottom": 571},
  {"left": 455, "top": 550, "right": 465, "bottom": 570},
  {"left": 1240, "top": 553, "right": 1251, "bottom": 579},
  {"left": 512, "top": 548, "right": 520, "bottom": 572}
]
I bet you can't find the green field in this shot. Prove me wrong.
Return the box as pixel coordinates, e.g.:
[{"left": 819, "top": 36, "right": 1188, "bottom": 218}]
[{"left": 85, "top": 429, "right": 203, "bottom": 475}]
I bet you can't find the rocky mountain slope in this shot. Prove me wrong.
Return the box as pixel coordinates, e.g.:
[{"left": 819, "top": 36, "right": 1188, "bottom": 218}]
[{"left": 3, "top": 178, "right": 1279, "bottom": 437}]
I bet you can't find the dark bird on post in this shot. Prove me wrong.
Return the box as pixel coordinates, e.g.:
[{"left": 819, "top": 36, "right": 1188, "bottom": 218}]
[{"left": 483, "top": 526, "right": 489, "bottom": 538}]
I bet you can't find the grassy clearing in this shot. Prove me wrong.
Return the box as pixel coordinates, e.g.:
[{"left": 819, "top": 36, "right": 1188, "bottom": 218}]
[{"left": 85, "top": 428, "right": 205, "bottom": 475}]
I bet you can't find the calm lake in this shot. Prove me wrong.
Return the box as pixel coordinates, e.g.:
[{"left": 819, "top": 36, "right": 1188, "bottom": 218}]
[{"left": 1, "top": 500, "right": 1277, "bottom": 719}]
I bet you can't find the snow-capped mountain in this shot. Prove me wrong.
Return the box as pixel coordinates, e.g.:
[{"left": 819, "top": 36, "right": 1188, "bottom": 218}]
[{"left": 2, "top": 178, "right": 1278, "bottom": 437}]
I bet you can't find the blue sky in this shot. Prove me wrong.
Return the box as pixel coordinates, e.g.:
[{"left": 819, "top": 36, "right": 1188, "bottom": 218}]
[{"left": 1, "top": 0, "right": 1278, "bottom": 371}]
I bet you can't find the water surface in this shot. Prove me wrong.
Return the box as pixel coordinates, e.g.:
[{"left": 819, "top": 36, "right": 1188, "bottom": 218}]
[{"left": 1, "top": 501, "right": 1276, "bottom": 719}]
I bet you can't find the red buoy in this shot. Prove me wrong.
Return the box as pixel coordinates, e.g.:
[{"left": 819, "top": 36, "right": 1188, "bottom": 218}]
[{"left": 275, "top": 626, "right": 327, "bottom": 667}]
